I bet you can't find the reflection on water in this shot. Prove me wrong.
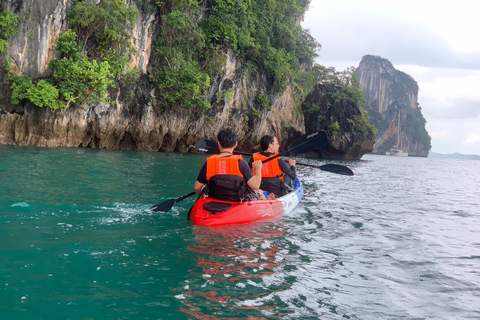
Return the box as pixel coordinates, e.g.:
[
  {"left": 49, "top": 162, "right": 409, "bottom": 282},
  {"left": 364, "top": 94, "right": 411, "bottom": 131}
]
[{"left": 178, "top": 223, "right": 294, "bottom": 319}]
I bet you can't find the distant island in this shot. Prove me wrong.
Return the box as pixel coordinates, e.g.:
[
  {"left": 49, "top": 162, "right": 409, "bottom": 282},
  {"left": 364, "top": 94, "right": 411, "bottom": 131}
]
[{"left": 428, "top": 152, "right": 480, "bottom": 160}]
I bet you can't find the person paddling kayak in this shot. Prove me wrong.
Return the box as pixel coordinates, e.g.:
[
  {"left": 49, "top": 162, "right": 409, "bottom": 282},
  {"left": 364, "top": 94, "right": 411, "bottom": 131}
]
[
  {"left": 194, "top": 129, "right": 264, "bottom": 201},
  {"left": 249, "top": 135, "right": 296, "bottom": 198}
]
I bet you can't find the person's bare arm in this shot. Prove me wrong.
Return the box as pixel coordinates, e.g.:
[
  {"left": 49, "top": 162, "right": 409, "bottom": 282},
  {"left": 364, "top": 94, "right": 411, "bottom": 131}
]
[
  {"left": 194, "top": 180, "right": 205, "bottom": 195},
  {"left": 247, "top": 160, "right": 262, "bottom": 190}
]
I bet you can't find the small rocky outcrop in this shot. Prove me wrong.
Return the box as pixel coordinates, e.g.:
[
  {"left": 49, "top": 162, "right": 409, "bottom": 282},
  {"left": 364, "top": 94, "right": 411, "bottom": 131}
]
[{"left": 300, "top": 83, "right": 376, "bottom": 160}]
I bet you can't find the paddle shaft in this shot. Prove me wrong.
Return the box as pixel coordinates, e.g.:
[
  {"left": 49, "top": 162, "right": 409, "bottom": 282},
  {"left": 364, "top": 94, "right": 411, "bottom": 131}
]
[
  {"left": 195, "top": 141, "right": 354, "bottom": 175},
  {"left": 199, "top": 139, "right": 317, "bottom": 164},
  {"left": 177, "top": 191, "right": 196, "bottom": 202}
]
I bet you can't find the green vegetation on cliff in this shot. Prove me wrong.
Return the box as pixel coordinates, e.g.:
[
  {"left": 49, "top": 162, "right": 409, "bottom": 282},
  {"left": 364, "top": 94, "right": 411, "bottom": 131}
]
[
  {"left": 406, "top": 107, "right": 432, "bottom": 151},
  {"left": 67, "top": 0, "right": 138, "bottom": 77},
  {"left": 11, "top": 30, "right": 114, "bottom": 110},
  {"left": 0, "top": 10, "right": 18, "bottom": 53},
  {"left": 5, "top": 0, "right": 367, "bottom": 125},
  {"left": 6, "top": 0, "right": 320, "bottom": 113},
  {"left": 307, "top": 66, "right": 376, "bottom": 135},
  {"left": 153, "top": 0, "right": 320, "bottom": 111},
  {"left": 8, "top": 0, "right": 137, "bottom": 110},
  {"left": 154, "top": 4, "right": 211, "bottom": 111}
]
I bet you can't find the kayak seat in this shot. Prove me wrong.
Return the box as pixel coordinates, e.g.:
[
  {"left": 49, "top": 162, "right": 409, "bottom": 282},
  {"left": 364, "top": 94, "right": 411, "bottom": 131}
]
[{"left": 203, "top": 202, "right": 233, "bottom": 214}]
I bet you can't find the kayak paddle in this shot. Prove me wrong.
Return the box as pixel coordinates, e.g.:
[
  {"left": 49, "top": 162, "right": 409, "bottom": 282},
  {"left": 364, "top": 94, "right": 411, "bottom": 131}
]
[
  {"left": 148, "top": 191, "right": 196, "bottom": 213},
  {"left": 151, "top": 131, "right": 352, "bottom": 213},
  {"left": 287, "top": 131, "right": 328, "bottom": 155},
  {"left": 292, "top": 162, "right": 353, "bottom": 176},
  {"left": 194, "top": 131, "right": 354, "bottom": 176}
]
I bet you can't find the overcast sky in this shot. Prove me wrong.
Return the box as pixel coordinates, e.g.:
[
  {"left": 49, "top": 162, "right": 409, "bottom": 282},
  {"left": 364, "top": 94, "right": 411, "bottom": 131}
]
[{"left": 302, "top": 0, "right": 480, "bottom": 155}]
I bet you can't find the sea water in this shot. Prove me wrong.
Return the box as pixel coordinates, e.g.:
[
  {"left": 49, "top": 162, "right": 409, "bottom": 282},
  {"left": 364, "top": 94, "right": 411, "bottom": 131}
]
[{"left": 1, "top": 145, "right": 479, "bottom": 319}]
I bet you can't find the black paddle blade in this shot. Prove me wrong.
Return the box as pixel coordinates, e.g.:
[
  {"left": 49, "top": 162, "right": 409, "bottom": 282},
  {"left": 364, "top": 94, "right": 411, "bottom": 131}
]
[
  {"left": 194, "top": 140, "right": 219, "bottom": 154},
  {"left": 149, "top": 198, "right": 178, "bottom": 212},
  {"left": 295, "top": 161, "right": 354, "bottom": 176},
  {"left": 320, "top": 164, "right": 354, "bottom": 176},
  {"left": 149, "top": 192, "right": 197, "bottom": 213},
  {"left": 287, "top": 131, "right": 328, "bottom": 155}
]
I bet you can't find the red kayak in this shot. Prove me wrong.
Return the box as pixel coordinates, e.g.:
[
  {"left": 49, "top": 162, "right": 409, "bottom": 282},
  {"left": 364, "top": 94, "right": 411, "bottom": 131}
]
[{"left": 190, "top": 178, "right": 303, "bottom": 227}]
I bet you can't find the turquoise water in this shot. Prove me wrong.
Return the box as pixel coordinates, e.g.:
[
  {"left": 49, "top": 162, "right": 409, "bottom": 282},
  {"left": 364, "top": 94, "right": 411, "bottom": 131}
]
[{"left": 1, "top": 145, "right": 479, "bottom": 319}]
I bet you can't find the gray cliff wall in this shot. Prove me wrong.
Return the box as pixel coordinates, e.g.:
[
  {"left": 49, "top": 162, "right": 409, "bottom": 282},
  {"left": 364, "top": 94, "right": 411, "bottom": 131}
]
[
  {"left": 356, "top": 55, "right": 431, "bottom": 157},
  {"left": 0, "top": 0, "right": 303, "bottom": 152},
  {"left": 2, "top": 0, "right": 69, "bottom": 78},
  {"left": 357, "top": 56, "right": 418, "bottom": 114}
]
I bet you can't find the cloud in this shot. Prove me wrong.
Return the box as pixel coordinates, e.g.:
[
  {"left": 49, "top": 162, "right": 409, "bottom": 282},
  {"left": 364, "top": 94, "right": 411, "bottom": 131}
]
[
  {"left": 441, "top": 98, "right": 480, "bottom": 119},
  {"left": 425, "top": 116, "right": 480, "bottom": 154},
  {"left": 310, "top": 21, "right": 480, "bottom": 71},
  {"left": 394, "top": 66, "right": 480, "bottom": 121},
  {"left": 421, "top": 96, "right": 480, "bottom": 120},
  {"left": 466, "top": 133, "right": 480, "bottom": 144},
  {"left": 304, "top": 0, "right": 480, "bottom": 71},
  {"left": 429, "top": 131, "right": 449, "bottom": 140}
]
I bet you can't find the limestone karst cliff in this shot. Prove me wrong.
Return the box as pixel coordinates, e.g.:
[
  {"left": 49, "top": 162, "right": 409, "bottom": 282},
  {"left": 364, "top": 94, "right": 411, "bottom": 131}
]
[
  {"left": 0, "top": 0, "right": 375, "bottom": 159},
  {"left": 356, "top": 55, "right": 431, "bottom": 156},
  {"left": 0, "top": 0, "right": 315, "bottom": 152}
]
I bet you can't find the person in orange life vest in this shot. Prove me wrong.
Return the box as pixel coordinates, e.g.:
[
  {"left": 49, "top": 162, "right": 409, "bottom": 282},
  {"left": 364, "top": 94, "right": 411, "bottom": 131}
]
[
  {"left": 248, "top": 135, "right": 296, "bottom": 198},
  {"left": 194, "top": 129, "right": 264, "bottom": 201}
]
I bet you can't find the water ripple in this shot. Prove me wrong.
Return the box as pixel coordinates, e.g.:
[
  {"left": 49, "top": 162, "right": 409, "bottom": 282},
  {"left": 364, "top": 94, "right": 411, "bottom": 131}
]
[{"left": 2, "top": 147, "right": 480, "bottom": 319}]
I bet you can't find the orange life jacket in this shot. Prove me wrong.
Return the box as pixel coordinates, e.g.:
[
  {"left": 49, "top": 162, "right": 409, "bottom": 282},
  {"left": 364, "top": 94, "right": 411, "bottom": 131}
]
[
  {"left": 252, "top": 152, "right": 284, "bottom": 180},
  {"left": 206, "top": 154, "right": 243, "bottom": 180}
]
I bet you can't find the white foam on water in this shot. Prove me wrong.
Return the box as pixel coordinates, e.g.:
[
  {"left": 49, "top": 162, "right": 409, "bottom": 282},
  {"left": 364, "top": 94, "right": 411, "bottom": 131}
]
[{"left": 11, "top": 202, "right": 30, "bottom": 207}]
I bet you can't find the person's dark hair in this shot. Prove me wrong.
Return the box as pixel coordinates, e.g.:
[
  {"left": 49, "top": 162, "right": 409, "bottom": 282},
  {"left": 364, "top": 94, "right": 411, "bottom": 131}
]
[
  {"left": 260, "top": 135, "right": 275, "bottom": 151},
  {"left": 217, "top": 129, "right": 238, "bottom": 148}
]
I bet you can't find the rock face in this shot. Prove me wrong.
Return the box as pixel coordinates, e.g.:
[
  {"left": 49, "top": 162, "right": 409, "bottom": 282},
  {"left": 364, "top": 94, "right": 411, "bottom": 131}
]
[
  {"left": 0, "top": 1, "right": 374, "bottom": 159},
  {"left": 0, "top": 0, "right": 304, "bottom": 152},
  {"left": 356, "top": 55, "right": 431, "bottom": 156},
  {"left": 301, "top": 84, "right": 376, "bottom": 160}
]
